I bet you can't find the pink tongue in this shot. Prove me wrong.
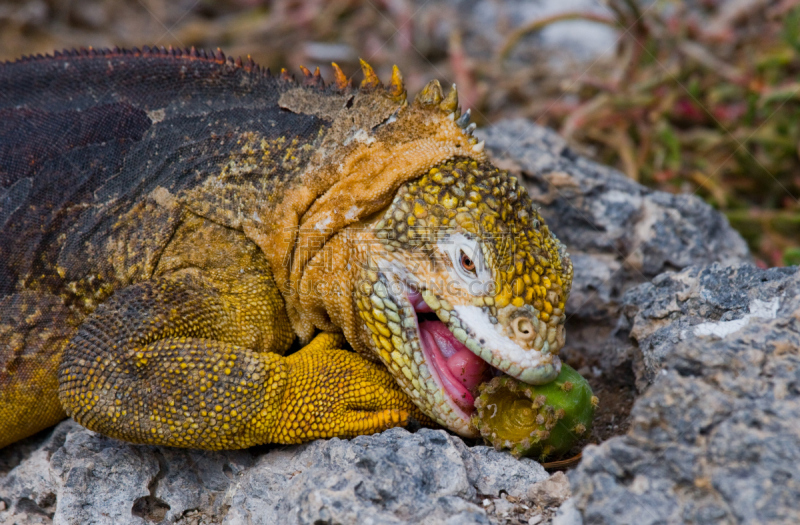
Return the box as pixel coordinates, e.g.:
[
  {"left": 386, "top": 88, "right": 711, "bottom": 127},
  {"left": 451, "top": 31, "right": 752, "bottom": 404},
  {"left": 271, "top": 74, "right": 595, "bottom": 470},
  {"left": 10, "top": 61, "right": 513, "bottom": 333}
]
[{"left": 419, "top": 320, "right": 489, "bottom": 395}]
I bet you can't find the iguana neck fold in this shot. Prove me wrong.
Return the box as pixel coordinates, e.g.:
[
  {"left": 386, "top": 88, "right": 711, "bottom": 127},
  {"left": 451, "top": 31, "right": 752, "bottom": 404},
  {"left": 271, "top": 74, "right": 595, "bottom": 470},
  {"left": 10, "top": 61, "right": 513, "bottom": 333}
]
[{"left": 241, "top": 96, "right": 487, "bottom": 343}]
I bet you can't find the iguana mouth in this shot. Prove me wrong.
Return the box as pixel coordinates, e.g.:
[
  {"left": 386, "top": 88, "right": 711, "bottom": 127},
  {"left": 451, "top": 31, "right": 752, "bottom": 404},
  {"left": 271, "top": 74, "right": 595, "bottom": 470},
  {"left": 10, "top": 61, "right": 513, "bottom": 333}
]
[
  {"left": 407, "top": 288, "right": 497, "bottom": 418},
  {"left": 399, "top": 282, "right": 564, "bottom": 434}
]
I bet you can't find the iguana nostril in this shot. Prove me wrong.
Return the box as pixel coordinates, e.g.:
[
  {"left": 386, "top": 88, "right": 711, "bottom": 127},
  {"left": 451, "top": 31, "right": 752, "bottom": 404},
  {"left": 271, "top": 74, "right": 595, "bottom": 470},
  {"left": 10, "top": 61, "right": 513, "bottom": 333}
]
[{"left": 512, "top": 317, "right": 536, "bottom": 341}]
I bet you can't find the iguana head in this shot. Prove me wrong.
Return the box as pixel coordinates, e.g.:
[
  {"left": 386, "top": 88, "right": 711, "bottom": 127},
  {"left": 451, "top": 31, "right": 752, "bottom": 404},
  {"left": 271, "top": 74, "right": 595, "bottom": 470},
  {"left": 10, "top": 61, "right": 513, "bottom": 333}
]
[
  {"left": 261, "top": 63, "right": 573, "bottom": 437},
  {"left": 352, "top": 157, "right": 572, "bottom": 436}
]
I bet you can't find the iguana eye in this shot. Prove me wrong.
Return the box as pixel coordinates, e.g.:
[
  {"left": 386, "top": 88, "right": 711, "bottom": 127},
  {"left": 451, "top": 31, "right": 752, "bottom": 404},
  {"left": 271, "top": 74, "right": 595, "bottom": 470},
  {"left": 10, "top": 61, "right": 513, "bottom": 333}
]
[
  {"left": 443, "top": 234, "right": 490, "bottom": 293},
  {"left": 460, "top": 251, "right": 476, "bottom": 274}
]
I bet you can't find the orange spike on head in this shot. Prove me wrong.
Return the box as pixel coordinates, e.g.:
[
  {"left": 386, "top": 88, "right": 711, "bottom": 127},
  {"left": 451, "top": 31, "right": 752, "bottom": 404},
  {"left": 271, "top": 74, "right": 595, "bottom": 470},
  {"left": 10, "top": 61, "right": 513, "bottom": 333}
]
[
  {"left": 387, "top": 65, "right": 406, "bottom": 101},
  {"left": 414, "top": 79, "right": 443, "bottom": 106},
  {"left": 300, "top": 65, "right": 324, "bottom": 87},
  {"left": 440, "top": 84, "right": 459, "bottom": 113},
  {"left": 359, "top": 58, "right": 382, "bottom": 89},
  {"left": 331, "top": 62, "right": 349, "bottom": 90}
]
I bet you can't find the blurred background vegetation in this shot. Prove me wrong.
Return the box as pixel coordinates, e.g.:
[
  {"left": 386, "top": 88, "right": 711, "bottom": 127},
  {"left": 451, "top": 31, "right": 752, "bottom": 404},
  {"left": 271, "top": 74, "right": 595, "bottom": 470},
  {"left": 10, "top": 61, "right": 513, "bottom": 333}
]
[{"left": 2, "top": 0, "right": 798, "bottom": 266}]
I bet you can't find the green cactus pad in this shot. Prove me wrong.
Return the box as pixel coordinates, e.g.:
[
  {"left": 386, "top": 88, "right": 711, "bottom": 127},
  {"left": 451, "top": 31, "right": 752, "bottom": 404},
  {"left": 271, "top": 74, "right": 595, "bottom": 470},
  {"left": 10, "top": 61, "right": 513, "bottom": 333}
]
[{"left": 472, "top": 364, "right": 598, "bottom": 460}]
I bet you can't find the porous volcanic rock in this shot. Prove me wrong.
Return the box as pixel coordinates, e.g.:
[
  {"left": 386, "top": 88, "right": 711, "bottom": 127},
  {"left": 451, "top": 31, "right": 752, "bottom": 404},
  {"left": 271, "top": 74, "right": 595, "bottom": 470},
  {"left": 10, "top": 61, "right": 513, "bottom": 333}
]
[
  {"left": 559, "top": 264, "right": 800, "bottom": 524},
  {"left": 0, "top": 425, "right": 550, "bottom": 524},
  {"left": 624, "top": 263, "right": 798, "bottom": 389}
]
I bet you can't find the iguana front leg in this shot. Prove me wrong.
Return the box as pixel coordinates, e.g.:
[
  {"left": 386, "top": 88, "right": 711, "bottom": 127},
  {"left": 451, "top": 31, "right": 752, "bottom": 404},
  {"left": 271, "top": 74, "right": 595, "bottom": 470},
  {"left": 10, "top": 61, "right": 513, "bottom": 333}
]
[{"left": 57, "top": 274, "right": 427, "bottom": 450}]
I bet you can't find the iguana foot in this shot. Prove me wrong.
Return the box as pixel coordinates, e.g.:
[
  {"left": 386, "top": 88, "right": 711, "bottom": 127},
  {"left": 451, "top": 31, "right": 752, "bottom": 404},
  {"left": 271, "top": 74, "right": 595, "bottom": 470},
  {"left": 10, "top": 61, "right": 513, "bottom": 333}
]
[{"left": 271, "top": 333, "right": 433, "bottom": 443}]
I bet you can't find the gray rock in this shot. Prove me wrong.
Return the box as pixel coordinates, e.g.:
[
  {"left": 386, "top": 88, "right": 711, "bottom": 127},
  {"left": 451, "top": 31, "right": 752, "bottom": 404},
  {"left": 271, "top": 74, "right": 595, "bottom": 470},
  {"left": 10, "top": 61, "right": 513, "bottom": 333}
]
[
  {"left": 0, "top": 419, "right": 253, "bottom": 525},
  {"left": 567, "top": 264, "right": 800, "bottom": 524},
  {"left": 222, "top": 427, "right": 494, "bottom": 525},
  {"left": 623, "top": 263, "right": 798, "bottom": 388},
  {"left": 528, "top": 471, "right": 571, "bottom": 507},
  {"left": 0, "top": 426, "right": 549, "bottom": 524},
  {"left": 492, "top": 496, "right": 516, "bottom": 517},
  {"left": 552, "top": 498, "right": 583, "bottom": 525},
  {"left": 468, "top": 446, "right": 548, "bottom": 499},
  {"left": 479, "top": 120, "right": 750, "bottom": 373}
]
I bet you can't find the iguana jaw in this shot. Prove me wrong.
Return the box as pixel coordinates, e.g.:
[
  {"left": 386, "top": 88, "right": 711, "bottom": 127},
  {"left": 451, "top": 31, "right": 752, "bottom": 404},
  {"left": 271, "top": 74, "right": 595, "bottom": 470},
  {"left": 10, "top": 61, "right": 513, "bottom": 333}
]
[
  {"left": 355, "top": 268, "right": 488, "bottom": 436},
  {"left": 415, "top": 290, "right": 561, "bottom": 404},
  {"left": 418, "top": 291, "right": 562, "bottom": 385},
  {"left": 412, "top": 288, "right": 494, "bottom": 414},
  {"left": 356, "top": 265, "right": 563, "bottom": 437}
]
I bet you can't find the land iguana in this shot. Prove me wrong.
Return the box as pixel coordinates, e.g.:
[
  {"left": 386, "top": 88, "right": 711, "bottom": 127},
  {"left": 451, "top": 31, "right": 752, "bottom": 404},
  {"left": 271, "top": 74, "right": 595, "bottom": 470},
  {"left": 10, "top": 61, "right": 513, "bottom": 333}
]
[{"left": 0, "top": 47, "right": 573, "bottom": 450}]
